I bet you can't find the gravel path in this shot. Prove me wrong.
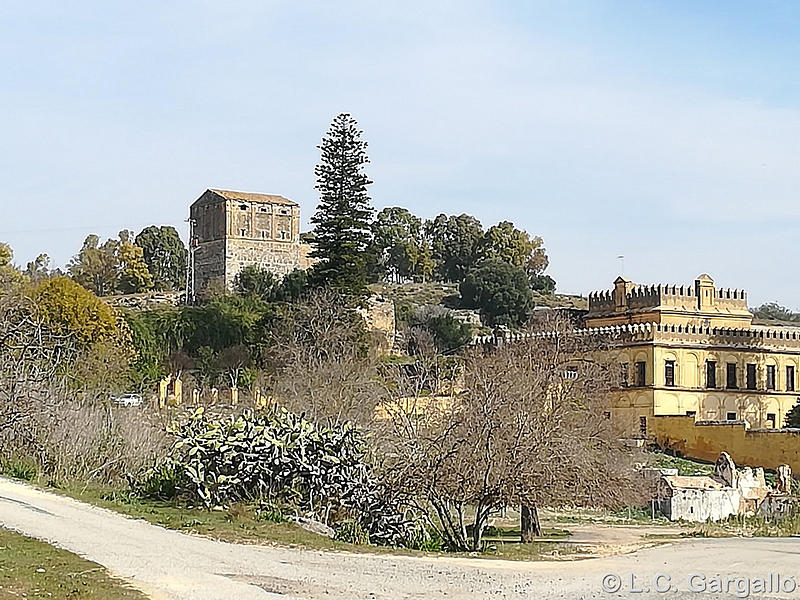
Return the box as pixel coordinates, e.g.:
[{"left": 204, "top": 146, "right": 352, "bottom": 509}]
[{"left": 2, "top": 477, "right": 799, "bottom": 599}]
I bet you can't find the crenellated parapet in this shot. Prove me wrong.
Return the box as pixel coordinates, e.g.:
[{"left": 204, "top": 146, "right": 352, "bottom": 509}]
[
  {"left": 588, "top": 280, "right": 748, "bottom": 314},
  {"left": 471, "top": 321, "right": 800, "bottom": 351},
  {"left": 585, "top": 274, "right": 753, "bottom": 330}
]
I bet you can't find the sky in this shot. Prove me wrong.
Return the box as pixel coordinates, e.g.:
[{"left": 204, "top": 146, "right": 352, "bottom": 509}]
[{"left": 2, "top": 1, "right": 800, "bottom": 306}]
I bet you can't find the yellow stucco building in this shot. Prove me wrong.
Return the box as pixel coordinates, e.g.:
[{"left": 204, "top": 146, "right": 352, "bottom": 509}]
[{"left": 586, "top": 274, "right": 800, "bottom": 435}]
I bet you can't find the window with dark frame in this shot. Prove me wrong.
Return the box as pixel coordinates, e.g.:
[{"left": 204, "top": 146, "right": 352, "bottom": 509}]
[
  {"left": 726, "top": 411, "right": 737, "bottom": 421},
  {"left": 787, "top": 366, "right": 796, "bottom": 392},
  {"left": 635, "top": 361, "right": 646, "bottom": 387},
  {"left": 767, "top": 413, "right": 776, "bottom": 428},
  {"left": 665, "top": 360, "right": 676, "bottom": 387},
  {"left": 639, "top": 416, "right": 647, "bottom": 438},
  {"left": 746, "top": 363, "right": 757, "bottom": 390},
  {"left": 767, "top": 365, "right": 776, "bottom": 390},
  {"left": 620, "top": 362, "right": 629, "bottom": 387},
  {"left": 726, "top": 363, "right": 738, "bottom": 389},
  {"left": 239, "top": 228, "right": 247, "bottom": 236},
  {"left": 706, "top": 360, "right": 717, "bottom": 388}
]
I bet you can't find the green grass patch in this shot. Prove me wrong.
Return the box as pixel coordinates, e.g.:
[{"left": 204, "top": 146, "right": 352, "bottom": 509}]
[
  {"left": 0, "top": 527, "right": 147, "bottom": 599},
  {"left": 650, "top": 451, "right": 715, "bottom": 476},
  {"left": 39, "top": 481, "right": 592, "bottom": 561}
]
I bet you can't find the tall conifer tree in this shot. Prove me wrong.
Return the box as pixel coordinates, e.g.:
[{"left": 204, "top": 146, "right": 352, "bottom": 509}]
[{"left": 310, "top": 113, "right": 374, "bottom": 294}]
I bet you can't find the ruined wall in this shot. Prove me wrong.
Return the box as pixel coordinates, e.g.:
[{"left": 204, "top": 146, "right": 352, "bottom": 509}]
[
  {"left": 652, "top": 415, "right": 800, "bottom": 473},
  {"left": 358, "top": 295, "right": 396, "bottom": 355},
  {"left": 663, "top": 487, "right": 740, "bottom": 522}
]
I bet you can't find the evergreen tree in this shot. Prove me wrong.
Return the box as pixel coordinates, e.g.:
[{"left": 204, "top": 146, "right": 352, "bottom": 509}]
[
  {"left": 785, "top": 399, "right": 800, "bottom": 428},
  {"left": 310, "top": 113, "right": 374, "bottom": 294},
  {"left": 135, "top": 225, "right": 187, "bottom": 291}
]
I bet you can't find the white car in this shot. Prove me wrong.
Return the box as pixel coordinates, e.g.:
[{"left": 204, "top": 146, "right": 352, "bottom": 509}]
[{"left": 112, "top": 393, "right": 144, "bottom": 407}]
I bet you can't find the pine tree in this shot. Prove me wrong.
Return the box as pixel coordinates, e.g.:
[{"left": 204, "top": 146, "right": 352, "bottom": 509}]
[
  {"left": 785, "top": 399, "right": 800, "bottom": 428},
  {"left": 310, "top": 113, "right": 374, "bottom": 295}
]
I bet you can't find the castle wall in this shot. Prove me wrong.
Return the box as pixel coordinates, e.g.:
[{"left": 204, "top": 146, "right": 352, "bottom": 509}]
[
  {"left": 193, "top": 239, "right": 226, "bottom": 294},
  {"left": 651, "top": 415, "right": 800, "bottom": 474},
  {"left": 224, "top": 239, "right": 302, "bottom": 288}
]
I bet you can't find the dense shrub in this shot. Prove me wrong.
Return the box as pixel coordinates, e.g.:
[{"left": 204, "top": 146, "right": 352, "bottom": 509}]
[
  {"left": 406, "top": 305, "right": 472, "bottom": 354},
  {"left": 459, "top": 260, "right": 534, "bottom": 327},
  {"left": 137, "top": 408, "right": 416, "bottom": 546}
]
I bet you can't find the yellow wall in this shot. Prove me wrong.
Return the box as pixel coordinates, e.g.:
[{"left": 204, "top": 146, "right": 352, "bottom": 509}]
[
  {"left": 610, "top": 343, "right": 800, "bottom": 430},
  {"left": 651, "top": 415, "right": 800, "bottom": 473}
]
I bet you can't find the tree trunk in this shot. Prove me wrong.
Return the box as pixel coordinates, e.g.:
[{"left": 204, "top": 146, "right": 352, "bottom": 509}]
[{"left": 520, "top": 505, "right": 541, "bottom": 542}]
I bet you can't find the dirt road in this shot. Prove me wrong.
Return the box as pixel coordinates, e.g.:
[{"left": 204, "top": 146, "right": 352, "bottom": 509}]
[{"left": 2, "top": 477, "right": 799, "bottom": 600}]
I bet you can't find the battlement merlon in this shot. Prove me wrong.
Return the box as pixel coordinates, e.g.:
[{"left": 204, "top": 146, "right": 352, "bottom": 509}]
[{"left": 586, "top": 274, "right": 752, "bottom": 328}]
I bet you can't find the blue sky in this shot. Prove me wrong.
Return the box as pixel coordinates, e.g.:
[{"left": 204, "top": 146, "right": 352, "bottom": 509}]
[{"left": 2, "top": 1, "right": 800, "bottom": 305}]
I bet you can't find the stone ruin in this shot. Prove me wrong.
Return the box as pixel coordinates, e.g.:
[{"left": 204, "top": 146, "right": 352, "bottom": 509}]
[{"left": 653, "top": 452, "right": 794, "bottom": 522}]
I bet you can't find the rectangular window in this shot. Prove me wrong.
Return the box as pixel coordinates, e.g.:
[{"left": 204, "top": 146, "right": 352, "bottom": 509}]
[
  {"left": 767, "top": 365, "right": 776, "bottom": 390},
  {"left": 788, "top": 366, "right": 796, "bottom": 392},
  {"left": 726, "top": 363, "right": 738, "bottom": 389},
  {"left": 746, "top": 363, "right": 757, "bottom": 390},
  {"left": 239, "top": 204, "right": 248, "bottom": 211},
  {"left": 726, "top": 412, "right": 737, "bottom": 421},
  {"left": 706, "top": 360, "right": 717, "bottom": 389},
  {"left": 665, "top": 360, "right": 675, "bottom": 387},
  {"left": 767, "top": 413, "right": 776, "bottom": 428},
  {"left": 260, "top": 230, "right": 267, "bottom": 239},
  {"left": 639, "top": 416, "right": 647, "bottom": 438},
  {"left": 635, "top": 362, "right": 646, "bottom": 387},
  {"left": 620, "top": 362, "right": 629, "bottom": 387},
  {"left": 239, "top": 228, "right": 247, "bottom": 236},
  {"left": 563, "top": 366, "right": 578, "bottom": 380}
]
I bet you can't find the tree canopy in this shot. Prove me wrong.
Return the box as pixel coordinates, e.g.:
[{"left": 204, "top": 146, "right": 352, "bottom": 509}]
[
  {"left": 425, "top": 214, "right": 483, "bottom": 283},
  {"left": 135, "top": 226, "right": 186, "bottom": 291},
  {"left": 459, "top": 259, "right": 534, "bottom": 327},
  {"left": 371, "top": 207, "right": 433, "bottom": 282}
]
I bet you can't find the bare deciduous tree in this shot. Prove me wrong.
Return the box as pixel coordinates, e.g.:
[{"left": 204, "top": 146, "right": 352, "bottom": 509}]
[
  {"left": 0, "top": 289, "right": 73, "bottom": 434},
  {"left": 381, "top": 313, "right": 646, "bottom": 551},
  {"left": 261, "top": 290, "right": 388, "bottom": 428}
]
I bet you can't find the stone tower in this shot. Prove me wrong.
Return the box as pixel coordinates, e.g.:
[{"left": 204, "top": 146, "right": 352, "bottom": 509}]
[{"left": 189, "top": 189, "right": 310, "bottom": 295}]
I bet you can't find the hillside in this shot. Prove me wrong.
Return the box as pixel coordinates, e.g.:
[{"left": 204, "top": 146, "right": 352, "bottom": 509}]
[{"left": 369, "top": 282, "right": 588, "bottom": 311}]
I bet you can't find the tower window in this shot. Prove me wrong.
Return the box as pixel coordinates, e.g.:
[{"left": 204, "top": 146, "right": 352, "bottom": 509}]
[
  {"left": 706, "top": 360, "right": 717, "bottom": 388},
  {"left": 767, "top": 365, "right": 776, "bottom": 391},
  {"left": 620, "top": 362, "right": 629, "bottom": 387},
  {"left": 634, "top": 361, "right": 646, "bottom": 387},
  {"left": 239, "top": 228, "right": 247, "bottom": 236},
  {"left": 726, "top": 363, "right": 738, "bottom": 389},
  {"left": 787, "top": 366, "right": 796, "bottom": 392},
  {"left": 665, "top": 360, "right": 676, "bottom": 387},
  {"left": 239, "top": 204, "right": 248, "bottom": 211},
  {"left": 746, "top": 363, "right": 757, "bottom": 390}
]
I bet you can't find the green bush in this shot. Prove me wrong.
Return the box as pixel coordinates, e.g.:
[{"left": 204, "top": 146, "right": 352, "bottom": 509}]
[
  {"left": 334, "top": 520, "right": 370, "bottom": 545},
  {"left": 2, "top": 457, "right": 38, "bottom": 481},
  {"left": 256, "top": 501, "right": 287, "bottom": 523},
  {"left": 459, "top": 260, "right": 534, "bottom": 327},
  {"left": 129, "top": 463, "right": 183, "bottom": 501}
]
